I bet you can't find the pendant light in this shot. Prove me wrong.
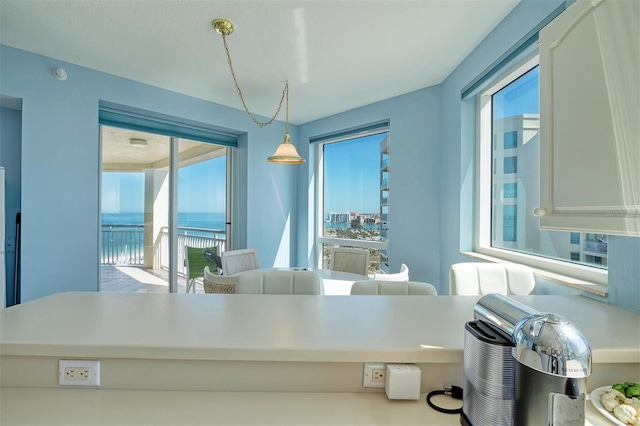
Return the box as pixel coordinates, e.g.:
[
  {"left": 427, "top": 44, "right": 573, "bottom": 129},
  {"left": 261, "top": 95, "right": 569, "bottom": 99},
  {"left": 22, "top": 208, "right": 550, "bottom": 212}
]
[{"left": 212, "top": 18, "right": 305, "bottom": 165}]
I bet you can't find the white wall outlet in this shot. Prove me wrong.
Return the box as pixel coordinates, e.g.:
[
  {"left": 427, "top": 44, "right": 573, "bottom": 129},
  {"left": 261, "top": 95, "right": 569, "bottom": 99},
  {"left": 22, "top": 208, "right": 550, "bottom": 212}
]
[
  {"left": 363, "top": 362, "right": 386, "bottom": 388},
  {"left": 58, "top": 360, "right": 100, "bottom": 386}
]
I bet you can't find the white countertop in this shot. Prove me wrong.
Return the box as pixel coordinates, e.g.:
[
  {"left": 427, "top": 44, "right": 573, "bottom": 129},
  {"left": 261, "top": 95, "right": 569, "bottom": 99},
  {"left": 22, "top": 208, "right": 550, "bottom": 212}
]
[
  {"left": 0, "top": 387, "right": 621, "bottom": 426},
  {"left": 1, "top": 292, "right": 638, "bottom": 363}
]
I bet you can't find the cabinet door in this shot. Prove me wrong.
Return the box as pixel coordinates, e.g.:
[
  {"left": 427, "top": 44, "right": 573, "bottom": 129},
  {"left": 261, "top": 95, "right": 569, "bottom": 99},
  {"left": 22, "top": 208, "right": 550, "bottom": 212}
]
[{"left": 538, "top": 0, "right": 639, "bottom": 236}]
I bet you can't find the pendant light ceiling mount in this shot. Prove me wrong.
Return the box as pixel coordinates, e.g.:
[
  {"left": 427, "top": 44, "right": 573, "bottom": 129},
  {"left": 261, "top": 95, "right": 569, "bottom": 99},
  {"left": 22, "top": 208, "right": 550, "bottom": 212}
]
[
  {"left": 212, "top": 18, "right": 235, "bottom": 36},
  {"left": 212, "top": 18, "right": 305, "bottom": 165}
]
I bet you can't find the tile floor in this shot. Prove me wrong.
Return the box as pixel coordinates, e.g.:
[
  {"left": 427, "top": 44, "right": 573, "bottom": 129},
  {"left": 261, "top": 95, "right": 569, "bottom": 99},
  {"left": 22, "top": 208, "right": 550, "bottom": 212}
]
[{"left": 100, "top": 265, "right": 205, "bottom": 294}]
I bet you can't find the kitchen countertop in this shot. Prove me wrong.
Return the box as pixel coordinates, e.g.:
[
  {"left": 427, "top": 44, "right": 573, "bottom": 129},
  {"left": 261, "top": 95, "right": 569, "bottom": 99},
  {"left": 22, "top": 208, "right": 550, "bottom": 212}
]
[
  {"left": 1, "top": 292, "right": 638, "bottom": 425},
  {"left": 0, "top": 387, "right": 623, "bottom": 426},
  {"left": 1, "top": 292, "right": 638, "bottom": 363}
]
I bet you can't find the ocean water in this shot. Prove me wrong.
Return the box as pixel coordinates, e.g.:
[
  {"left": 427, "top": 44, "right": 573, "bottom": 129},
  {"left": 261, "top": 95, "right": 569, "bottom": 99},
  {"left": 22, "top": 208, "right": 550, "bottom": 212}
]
[{"left": 101, "top": 212, "right": 226, "bottom": 230}]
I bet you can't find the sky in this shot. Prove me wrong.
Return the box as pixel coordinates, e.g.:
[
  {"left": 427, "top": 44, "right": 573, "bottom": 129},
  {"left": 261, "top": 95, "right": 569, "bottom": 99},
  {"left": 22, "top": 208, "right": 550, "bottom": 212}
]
[
  {"left": 101, "top": 156, "right": 226, "bottom": 214},
  {"left": 323, "top": 133, "right": 388, "bottom": 214},
  {"left": 103, "top": 133, "right": 387, "bottom": 216},
  {"left": 493, "top": 66, "right": 539, "bottom": 119}
]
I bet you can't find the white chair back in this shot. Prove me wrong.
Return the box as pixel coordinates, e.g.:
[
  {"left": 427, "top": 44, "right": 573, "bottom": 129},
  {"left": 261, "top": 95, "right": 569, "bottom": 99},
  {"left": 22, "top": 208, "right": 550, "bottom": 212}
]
[
  {"left": 235, "top": 270, "right": 322, "bottom": 295},
  {"left": 449, "top": 262, "right": 535, "bottom": 296},
  {"left": 350, "top": 280, "right": 437, "bottom": 295},
  {"left": 373, "top": 263, "right": 409, "bottom": 281},
  {"left": 221, "top": 248, "right": 259, "bottom": 276},
  {"left": 329, "top": 247, "right": 369, "bottom": 276}
]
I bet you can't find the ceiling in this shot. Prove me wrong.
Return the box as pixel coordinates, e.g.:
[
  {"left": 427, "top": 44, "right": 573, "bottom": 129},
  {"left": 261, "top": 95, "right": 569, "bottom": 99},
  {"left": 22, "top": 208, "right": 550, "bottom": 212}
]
[
  {"left": 0, "top": 1, "right": 519, "bottom": 125},
  {"left": 101, "top": 126, "right": 226, "bottom": 172}
]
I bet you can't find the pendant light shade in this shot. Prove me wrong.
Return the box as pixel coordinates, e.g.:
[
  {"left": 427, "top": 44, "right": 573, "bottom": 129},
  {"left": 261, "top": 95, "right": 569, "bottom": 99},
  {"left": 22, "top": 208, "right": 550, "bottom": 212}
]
[{"left": 267, "top": 133, "right": 306, "bottom": 164}]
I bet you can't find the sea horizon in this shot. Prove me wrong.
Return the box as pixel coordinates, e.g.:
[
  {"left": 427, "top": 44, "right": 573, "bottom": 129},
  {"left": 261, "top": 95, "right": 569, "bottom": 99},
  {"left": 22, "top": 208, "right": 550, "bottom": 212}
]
[{"left": 102, "top": 211, "right": 380, "bottom": 231}]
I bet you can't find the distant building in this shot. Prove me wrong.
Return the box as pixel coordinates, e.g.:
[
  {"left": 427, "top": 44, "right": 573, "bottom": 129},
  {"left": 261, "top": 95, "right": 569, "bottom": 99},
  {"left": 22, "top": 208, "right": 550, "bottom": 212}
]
[
  {"left": 329, "top": 212, "right": 350, "bottom": 224},
  {"left": 492, "top": 115, "right": 607, "bottom": 267}
]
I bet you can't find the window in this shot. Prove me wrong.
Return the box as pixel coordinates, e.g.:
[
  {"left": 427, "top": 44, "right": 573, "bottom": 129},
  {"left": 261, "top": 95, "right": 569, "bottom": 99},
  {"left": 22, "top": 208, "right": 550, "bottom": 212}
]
[
  {"left": 315, "top": 126, "right": 389, "bottom": 273},
  {"left": 504, "top": 131, "right": 518, "bottom": 149},
  {"left": 503, "top": 156, "right": 517, "bottom": 174},
  {"left": 586, "top": 255, "right": 606, "bottom": 267},
  {"left": 503, "top": 183, "right": 517, "bottom": 199},
  {"left": 100, "top": 127, "right": 230, "bottom": 294},
  {"left": 476, "top": 55, "right": 608, "bottom": 287},
  {"left": 98, "top": 104, "right": 236, "bottom": 293},
  {"left": 502, "top": 205, "right": 517, "bottom": 242}
]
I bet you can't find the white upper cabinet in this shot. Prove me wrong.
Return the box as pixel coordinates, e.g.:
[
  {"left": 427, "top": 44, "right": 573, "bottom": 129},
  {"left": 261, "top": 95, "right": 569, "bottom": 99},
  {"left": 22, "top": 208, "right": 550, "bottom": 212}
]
[{"left": 538, "top": 0, "right": 639, "bottom": 236}]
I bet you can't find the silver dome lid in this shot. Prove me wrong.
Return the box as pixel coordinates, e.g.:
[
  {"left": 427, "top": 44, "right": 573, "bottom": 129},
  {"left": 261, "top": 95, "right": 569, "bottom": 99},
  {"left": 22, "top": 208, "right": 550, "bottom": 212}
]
[{"left": 513, "top": 313, "right": 591, "bottom": 378}]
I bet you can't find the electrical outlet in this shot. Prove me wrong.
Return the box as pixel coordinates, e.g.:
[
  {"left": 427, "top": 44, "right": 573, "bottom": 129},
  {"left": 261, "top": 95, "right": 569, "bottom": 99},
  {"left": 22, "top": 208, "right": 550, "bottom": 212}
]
[
  {"left": 363, "top": 362, "right": 386, "bottom": 388},
  {"left": 64, "top": 367, "right": 90, "bottom": 381},
  {"left": 372, "top": 368, "right": 386, "bottom": 383},
  {"left": 58, "top": 360, "right": 100, "bottom": 386}
]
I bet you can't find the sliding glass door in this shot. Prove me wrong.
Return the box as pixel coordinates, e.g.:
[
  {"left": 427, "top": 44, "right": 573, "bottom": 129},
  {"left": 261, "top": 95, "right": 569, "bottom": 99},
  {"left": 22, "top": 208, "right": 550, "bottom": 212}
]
[{"left": 100, "top": 125, "right": 229, "bottom": 293}]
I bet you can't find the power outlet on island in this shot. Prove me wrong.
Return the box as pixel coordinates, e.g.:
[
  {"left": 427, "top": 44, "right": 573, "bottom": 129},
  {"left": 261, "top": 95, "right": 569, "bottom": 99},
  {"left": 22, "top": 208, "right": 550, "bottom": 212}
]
[
  {"left": 58, "top": 360, "right": 101, "bottom": 386},
  {"left": 363, "top": 362, "right": 386, "bottom": 388}
]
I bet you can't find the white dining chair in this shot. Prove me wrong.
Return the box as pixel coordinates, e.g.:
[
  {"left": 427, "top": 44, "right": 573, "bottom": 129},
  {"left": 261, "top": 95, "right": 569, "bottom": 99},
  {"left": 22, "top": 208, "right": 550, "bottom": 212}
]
[
  {"left": 449, "top": 262, "right": 535, "bottom": 296},
  {"left": 373, "top": 263, "right": 409, "bottom": 281},
  {"left": 329, "top": 247, "right": 369, "bottom": 276},
  {"left": 235, "top": 269, "right": 321, "bottom": 295},
  {"left": 221, "top": 248, "right": 259, "bottom": 276},
  {"left": 350, "top": 280, "right": 437, "bottom": 295}
]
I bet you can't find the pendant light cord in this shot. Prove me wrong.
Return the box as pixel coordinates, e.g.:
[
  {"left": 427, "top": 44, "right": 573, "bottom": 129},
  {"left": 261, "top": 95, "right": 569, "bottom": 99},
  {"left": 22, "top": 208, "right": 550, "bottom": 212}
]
[{"left": 220, "top": 32, "right": 287, "bottom": 128}]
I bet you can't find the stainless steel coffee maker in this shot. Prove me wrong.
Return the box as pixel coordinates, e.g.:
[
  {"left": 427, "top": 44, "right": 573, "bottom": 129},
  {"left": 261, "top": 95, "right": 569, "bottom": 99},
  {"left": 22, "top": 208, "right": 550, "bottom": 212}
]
[
  {"left": 512, "top": 312, "right": 592, "bottom": 425},
  {"left": 461, "top": 294, "right": 592, "bottom": 426}
]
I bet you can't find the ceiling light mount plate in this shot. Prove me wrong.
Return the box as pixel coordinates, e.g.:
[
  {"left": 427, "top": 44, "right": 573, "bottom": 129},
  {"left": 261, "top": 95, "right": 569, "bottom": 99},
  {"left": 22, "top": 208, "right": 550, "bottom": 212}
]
[
  {"left": 129, "top": 138, "right": 148, "bottom": 147},
  {"left": 212, "top": 19, "right": 235, "bottom": 36}
]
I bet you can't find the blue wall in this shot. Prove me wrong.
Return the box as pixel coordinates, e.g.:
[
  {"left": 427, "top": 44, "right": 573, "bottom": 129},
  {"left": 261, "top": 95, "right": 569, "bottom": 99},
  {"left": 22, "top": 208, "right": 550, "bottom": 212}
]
[
  {"left": 1, "top": 0, "right": 638, "bottom": 312},
  {"left": 297, "top": 87, "right": 442, "bottom": 287},
  {"left": 0, "top": 45, "right": 299, "bottom": 303},
  {"left": 0, "top": 107, "right": 21, "bottom": 306}
]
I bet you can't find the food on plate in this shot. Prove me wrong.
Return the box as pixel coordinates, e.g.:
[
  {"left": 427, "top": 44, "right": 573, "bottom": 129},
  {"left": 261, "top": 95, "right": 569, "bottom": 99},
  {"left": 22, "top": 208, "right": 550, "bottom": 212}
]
[
  {"left": 627, "top": 398, "right": 640, "bottom": 412},
  {"left": 603, "top": 389, "right": 627, "bottom": 412},
  {"left": 614, "top": 383, "right": 640, "bottom": 399},
  {"left": 614, "top": 405, "right": 639, "bottom": 426},
  {"left": 601, "top": 383, "right": 640, "bottom": 426}
]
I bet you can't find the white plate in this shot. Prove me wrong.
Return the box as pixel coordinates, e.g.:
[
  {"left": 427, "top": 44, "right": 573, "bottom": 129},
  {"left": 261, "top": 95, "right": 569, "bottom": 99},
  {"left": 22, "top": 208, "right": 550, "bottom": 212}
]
[{"left": 590, "top": 385, "right": 628, "bottom": 426}]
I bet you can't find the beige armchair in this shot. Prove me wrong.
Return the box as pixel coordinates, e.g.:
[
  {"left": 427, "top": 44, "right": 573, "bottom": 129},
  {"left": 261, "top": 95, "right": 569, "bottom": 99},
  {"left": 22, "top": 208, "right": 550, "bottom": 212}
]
[
  {"left": 449, "top": 262, "right": 535, "bottom": 296},
  {"left": 203, "top": 266, "right": 238, "bottom": 294},
  {"left": 350, "top": 280, "right": 437, "bottom": 295}
]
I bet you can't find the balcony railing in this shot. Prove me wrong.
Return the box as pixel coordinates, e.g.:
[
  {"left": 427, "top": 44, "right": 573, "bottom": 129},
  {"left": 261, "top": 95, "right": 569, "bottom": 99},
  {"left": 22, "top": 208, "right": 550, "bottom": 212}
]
[
  {"left": 101, "top": 224, "right": 226, "bottom": 277},
  {"left": 584, "top": 241, "right": 608, "bottom": 254},
  {"left": 101, "top": 225, "right": 144, "bottom": 265}
]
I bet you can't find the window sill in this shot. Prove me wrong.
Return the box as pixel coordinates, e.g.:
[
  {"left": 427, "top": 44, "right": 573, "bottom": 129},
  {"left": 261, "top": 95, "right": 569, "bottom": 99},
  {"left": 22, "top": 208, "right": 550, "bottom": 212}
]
[{"left": 460, "top": 251, "right": 608, "bottom": 297}]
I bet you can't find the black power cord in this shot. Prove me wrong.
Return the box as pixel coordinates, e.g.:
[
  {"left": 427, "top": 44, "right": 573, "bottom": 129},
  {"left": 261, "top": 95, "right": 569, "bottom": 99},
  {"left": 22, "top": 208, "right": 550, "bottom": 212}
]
[{"left": 426, "top": 385, "right": 464, "bottom": 414}]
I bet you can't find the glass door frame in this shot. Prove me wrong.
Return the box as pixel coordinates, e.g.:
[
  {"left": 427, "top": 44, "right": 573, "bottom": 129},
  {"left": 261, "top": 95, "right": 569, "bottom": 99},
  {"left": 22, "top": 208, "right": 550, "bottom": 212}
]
[{"left": 99, "top": 127, "right": 233, "bottom": 293}]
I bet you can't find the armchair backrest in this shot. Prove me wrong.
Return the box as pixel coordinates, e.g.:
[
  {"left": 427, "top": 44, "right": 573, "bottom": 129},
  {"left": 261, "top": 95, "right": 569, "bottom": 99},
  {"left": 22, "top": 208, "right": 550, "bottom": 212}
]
[
  {"left": 373, "top": 263, "right": 409, "bottom": 281},
  {"left": 350, "top": 280, "right": 437, "bottom": 295},
  {"left": 235, "top": 270, "right": 321, "bottom": 295},
  {"left": 185, "top": 246, "right": 219, "bottom": 280},
  {"left": 221, "top": 248, "right": 259, "bottom": 276},
  {"left": 449, "top": 262, "right": 535, "bottom": 295},
  {"left": 329, "top": 247, "right": 369, "bottom": 276}
]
